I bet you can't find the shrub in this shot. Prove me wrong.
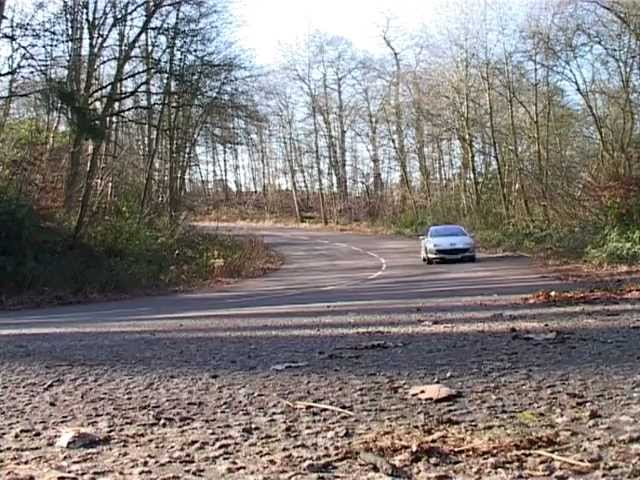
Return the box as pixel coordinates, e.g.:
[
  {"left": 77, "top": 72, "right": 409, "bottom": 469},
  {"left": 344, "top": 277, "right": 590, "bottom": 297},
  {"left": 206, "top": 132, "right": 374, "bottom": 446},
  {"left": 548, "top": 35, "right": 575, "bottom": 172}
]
[
  {"left": 585, "top": 227, "right": 640, "bottom": 265},
  {"left": 389, "top": 210, "right": 434, "bottom": 236},
  {"left": 0, "top": 189, "right": 49, "bottom": 290},
  {"left": 0, "top": 194, "right": 280, "bottom": 308}
]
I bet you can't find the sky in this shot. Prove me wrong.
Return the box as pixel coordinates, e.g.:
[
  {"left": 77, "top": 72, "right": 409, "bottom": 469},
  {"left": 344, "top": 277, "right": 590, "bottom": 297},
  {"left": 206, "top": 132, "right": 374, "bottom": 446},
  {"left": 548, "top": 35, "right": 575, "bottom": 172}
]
[{"left": 231, "top": 0, "right": 454, "bottom": 65}]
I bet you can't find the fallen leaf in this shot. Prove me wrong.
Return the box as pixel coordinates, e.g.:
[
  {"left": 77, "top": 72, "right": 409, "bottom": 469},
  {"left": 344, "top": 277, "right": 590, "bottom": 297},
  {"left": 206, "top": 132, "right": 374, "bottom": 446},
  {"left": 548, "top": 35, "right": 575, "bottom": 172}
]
[
  {"left": 517, "top": 410, "right": 542, "bottom": 424},
  {"left": 408, "top": 384, "right": 459, "bottom": 402}
]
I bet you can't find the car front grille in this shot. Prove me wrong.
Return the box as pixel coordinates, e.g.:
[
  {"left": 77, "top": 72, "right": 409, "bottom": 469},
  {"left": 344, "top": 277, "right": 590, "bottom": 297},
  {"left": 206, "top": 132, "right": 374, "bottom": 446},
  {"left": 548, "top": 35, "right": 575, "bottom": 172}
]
[{"left": 435, "top": 248, "right": 470, "bottom": 255}]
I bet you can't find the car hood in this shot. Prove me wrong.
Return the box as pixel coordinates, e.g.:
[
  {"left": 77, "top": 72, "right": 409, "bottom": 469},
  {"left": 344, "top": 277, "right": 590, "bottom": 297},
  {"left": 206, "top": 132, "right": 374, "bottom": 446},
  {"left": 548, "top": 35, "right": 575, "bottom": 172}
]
[{"left": 426, "top": 236, "right": 473, "bottom": 246}]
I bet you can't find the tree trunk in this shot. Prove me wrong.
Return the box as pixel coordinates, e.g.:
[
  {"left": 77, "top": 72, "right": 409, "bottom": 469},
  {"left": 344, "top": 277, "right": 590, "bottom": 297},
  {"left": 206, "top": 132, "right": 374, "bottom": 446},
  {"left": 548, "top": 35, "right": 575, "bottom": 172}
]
[
  {"left": 311, "top": 99, "right": 328, "bottom": 225},
  {"left": 383, "top": 33, "right": 417, "bottom": 215},
  {"left": 483, "top": 63, "right": 509, "bottom": 220}
]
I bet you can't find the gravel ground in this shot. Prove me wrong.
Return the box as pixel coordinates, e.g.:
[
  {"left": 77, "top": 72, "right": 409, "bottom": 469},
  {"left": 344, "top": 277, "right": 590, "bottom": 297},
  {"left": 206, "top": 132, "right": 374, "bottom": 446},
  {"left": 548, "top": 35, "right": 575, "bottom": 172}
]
[{"left": 2, "top": 299, "right": 640, "bottom": 479}]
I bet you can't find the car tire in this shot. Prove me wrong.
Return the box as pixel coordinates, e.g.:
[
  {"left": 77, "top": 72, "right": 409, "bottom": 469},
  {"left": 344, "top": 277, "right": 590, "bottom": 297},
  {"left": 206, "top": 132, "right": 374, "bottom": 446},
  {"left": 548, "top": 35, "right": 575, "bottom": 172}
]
[
  {"left": 426, "top": 257, "right": 434, "bottom": 265},
  {"left": 468, "top": 255, "right": 476, "bottom": 263}
]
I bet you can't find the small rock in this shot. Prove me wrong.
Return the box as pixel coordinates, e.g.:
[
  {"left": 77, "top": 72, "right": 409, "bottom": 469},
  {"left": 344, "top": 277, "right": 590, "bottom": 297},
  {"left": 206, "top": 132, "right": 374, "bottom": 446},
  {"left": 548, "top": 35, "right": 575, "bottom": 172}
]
[
  {"left": 338, "top": 341, "right": 404, "bottom": 350},
  {"left": 619, "top": 431, "right": 640, "bottom": 443},
  {"left": 359, "top": 451, "right": 406, "bottom": 477},
  {"left": 55, "top": 429, "right": 105, "bottom": 449},
  {"left": 270, "top": 362, "right": 309, "bottom": 371},
  {"left": 517, "top": 331, "right": 559, "bottom": 341},
  {"left": 587, "top": 408, "right": 600, "bottom": 420},
  {"left": 303, "top": 460, "right": 335, "bottom": 473},
  {"left": 10, "top": 426, "right": 34, "bottom": 439},
  {"left": 485, "top": 457, "right": 503, "bottom": 470},
  {"left": 584, "top": 450, "right": 604, "bottom": 463}
]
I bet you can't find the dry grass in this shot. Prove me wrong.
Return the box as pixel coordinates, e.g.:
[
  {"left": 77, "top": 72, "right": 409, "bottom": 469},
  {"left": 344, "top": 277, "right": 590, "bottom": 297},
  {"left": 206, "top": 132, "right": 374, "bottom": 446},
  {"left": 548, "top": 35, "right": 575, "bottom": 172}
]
[
  {"left": 194, "top": 214, "right": 396, "bottom": 237},
  {"left": 351, "top": 422, "right": 579, "bottom": 474},
  {"left": 215, "top": 235, "right": 284, "bottom": 279}
]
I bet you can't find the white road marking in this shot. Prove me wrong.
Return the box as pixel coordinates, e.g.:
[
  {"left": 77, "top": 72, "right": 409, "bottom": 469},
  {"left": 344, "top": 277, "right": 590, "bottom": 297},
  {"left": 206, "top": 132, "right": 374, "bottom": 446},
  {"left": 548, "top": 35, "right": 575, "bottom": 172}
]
[
  {"left": 213, "top": 231, "right": 388, "bottom": 302},
  {"left": 313, "top": 239, "right": 387, "bottom": 283}
]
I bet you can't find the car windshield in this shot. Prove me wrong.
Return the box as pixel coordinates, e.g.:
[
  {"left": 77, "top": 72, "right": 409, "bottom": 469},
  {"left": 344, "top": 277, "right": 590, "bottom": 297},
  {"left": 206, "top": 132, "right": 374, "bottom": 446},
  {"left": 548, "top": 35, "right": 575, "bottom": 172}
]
[{"left": 429, "top": 226, "right": 467, "bottom": 238}]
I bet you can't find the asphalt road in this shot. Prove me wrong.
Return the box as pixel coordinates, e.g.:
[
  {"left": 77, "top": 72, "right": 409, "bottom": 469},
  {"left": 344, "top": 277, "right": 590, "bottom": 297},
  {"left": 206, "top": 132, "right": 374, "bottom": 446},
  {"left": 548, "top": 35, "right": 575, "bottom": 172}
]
[{"left": 0, "top": 224, "right": 559, "bottom": 332}]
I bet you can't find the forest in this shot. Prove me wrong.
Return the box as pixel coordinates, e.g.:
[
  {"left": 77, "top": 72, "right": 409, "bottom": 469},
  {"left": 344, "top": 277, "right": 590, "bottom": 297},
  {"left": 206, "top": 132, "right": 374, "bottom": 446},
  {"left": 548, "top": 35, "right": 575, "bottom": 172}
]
[{"left": 1, "top": 0, "right": 640, "bottom": 302}]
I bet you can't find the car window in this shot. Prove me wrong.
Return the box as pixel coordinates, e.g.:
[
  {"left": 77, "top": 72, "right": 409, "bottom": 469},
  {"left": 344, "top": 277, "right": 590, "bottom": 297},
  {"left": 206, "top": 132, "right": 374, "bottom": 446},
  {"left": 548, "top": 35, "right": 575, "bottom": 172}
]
[{"left": 429, "top": 226, "right": 467, "bottom": 237}]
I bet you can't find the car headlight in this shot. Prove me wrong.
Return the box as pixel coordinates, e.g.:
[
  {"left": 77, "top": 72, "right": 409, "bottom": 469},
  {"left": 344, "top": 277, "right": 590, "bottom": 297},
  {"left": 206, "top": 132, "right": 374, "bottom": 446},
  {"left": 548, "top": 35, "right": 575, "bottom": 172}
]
[{"left": 428, "top": 243, "right": 441, "bottom": 253}]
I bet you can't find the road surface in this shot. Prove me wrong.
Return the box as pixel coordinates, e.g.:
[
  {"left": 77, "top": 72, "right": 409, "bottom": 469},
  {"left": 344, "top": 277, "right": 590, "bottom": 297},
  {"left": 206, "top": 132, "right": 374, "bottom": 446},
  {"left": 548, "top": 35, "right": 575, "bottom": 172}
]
[{"left": 0, "top": 224, "right": 558, "bottom": 332}]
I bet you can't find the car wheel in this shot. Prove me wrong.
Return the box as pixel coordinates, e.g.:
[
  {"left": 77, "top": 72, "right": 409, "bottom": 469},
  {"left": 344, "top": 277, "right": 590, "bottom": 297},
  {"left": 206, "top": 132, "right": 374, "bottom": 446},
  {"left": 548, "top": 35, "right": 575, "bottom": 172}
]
[
  {"left": 468, "top": 255, "right": 476, "bottom": 263},
  {"left": 426, "top": 257, "right": 434, "bottom": 265},
  {"left": 421, "top": 256, "right": 427, "bottom": 263}
]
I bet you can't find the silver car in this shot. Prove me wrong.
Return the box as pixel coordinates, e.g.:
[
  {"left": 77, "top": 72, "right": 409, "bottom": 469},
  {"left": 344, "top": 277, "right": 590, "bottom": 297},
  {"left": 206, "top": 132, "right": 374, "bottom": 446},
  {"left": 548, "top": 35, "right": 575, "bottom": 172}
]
[{"left": 420, "top": 224, "right": 476, "bottom": 264}]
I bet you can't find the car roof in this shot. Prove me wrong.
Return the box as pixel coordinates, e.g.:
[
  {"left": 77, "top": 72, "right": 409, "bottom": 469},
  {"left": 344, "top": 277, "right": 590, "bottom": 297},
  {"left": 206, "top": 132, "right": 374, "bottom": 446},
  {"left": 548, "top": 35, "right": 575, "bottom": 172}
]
[
  {"left": 427, "top": 224, "right": 468, "bottom": 235},
  {"left": 428, "top": 224, "right": 466, "bottom": 230}
]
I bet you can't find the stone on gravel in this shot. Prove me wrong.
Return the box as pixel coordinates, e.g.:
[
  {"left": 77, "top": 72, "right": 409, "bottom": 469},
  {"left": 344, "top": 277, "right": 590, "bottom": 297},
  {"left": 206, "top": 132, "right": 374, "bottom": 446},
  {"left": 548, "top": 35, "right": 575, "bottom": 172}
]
[
  {"left": 518, "top": 331, "right": 559, "bottom": 341},
  {"left": 619, "top": 431, "right": 640, "bottom": 443},
  {"left": 303, "top": 459, "right": 336, "bottom": 473},
  {"left": 270, "top": 362, "right": 309, "bottom": 371},
  {"left": 55, "top": 428, "right": 105, "bottom": 449},
  {"left": 359, "top": 451, "right": 407, "bottom": 478},
  {"left": 408, "top": 384, "right": 459, "bottom": 402},
  {"left": 338, "top": 341, "right": 404, "bottom": 350}
]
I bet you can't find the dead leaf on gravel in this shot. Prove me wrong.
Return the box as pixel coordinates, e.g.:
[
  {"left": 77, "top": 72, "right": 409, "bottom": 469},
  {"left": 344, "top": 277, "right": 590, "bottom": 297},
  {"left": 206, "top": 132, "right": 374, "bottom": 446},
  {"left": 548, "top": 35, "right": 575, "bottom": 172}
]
[
  {"left": 270, "top": 362, "right": 309, "bottom": 371},
  {"left": 408, "top": 384, "right": 459, "bottom": 402},
  {"left": 526, "top": 286, "right": 640, "bottom": 305},
  {"left": 55, "top": 428, "right": 105, "bottom": 449}
]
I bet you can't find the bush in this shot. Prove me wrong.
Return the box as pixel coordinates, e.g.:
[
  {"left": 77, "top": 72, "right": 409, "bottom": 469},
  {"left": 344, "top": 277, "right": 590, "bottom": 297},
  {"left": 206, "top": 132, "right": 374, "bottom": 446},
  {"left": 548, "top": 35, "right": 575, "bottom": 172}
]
[
  {"left": 389, "top": 210, "right": 434, "bottom": 236},
  {"left": 0, "top": 195, "right": 280, "bottom": 308},
  {"left": 475, "top": 223, "right": 598, "bottom": 258},
  {"left": 585, "top": 227, "right": 640, "bottom": 265}
]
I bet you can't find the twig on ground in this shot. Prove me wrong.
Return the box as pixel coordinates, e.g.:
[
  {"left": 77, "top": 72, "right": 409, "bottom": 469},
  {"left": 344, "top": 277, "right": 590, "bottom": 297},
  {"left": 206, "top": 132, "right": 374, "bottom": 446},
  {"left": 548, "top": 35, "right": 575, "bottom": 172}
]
[
  {"left": 525, "top": 470, "right": 550, "bottom": 477},
  {"left": 530, "top": 449, "right": 594, "bottom": 470},
  {"left": 453, "top": 441, "right": 488, "bottom": 453},
  {"left": 278, "top": 398, "right": 355, "bottom": 416}
]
